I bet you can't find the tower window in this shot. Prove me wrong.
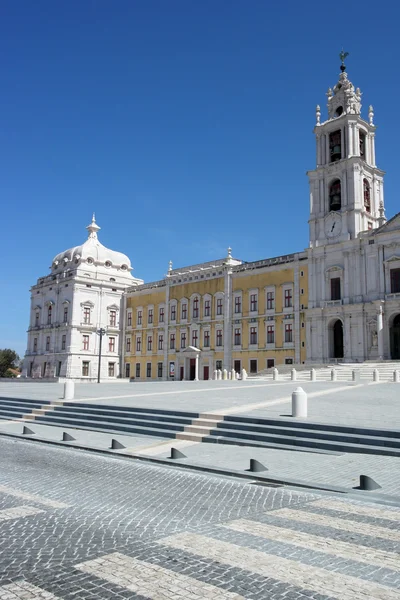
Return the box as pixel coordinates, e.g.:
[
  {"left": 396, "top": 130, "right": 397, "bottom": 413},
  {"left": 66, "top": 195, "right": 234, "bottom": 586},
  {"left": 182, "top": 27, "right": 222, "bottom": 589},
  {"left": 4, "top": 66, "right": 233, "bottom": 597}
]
[
  {"left": 359, "top": 132, "right": 365, "bottom": 159},
  {"left": 329, "top": 179, "right": 342, "bottom": 211},
  {"left": 329, "top": 130, "right": 341, "bottom": 162},
  {"left": 363, "top": 179, "right": 371, "bottom": 213},
  {"left": 335, "top": 106, "right": 343, "bottom": 117},
  {"left": 390, "top": 269, "right": 400, "bottom": 294},
  {"left": 331, "top": 278, "right": 341, "bottom": 301}
]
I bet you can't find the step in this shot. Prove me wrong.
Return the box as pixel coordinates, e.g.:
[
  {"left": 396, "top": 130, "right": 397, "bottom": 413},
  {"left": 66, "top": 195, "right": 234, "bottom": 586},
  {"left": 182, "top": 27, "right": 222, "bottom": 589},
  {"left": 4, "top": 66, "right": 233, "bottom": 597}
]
[
  {"left": 52, "top": 406, "right": 194, "bottom": 426},
  {"left": 0, "top": 398, "right": 51, "bottom": 407},
  {"left": 62, "top": 402, "right": 199, "bottom": 419},
  {"left": 33, "top": 412, "right": 188, "bottom": 433}
]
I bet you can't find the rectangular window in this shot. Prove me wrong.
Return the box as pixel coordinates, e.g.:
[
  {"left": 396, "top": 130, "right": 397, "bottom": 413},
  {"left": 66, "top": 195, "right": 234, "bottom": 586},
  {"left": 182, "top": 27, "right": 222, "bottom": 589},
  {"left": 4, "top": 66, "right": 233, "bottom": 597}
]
[
  {"left": 47, "top": 305, "right": 52, "bottom": 324},
  {"left": 216, "top": 298, "right": 223, "bottom": 315},
  {"left": 267, "top": 325, "right": 274, "bottom": 344},
  {"left": 216, "top": 360, "right": 222, "bottom": 370},
  {"left": 83, "top": 335, "right": 89, "bottom": 351},
  {"left": 285, "top": 324, "right": 293, "bottom": 343},
  {"left": 391, "top": 269, "right": 400, "bottom": 293},
  {"left": 61, "top": 335, "right": 66, "bottom": 350},
  {"left": 204, "top": 300, "right": 211, "bottom": 317},
  {"left": 109, "top": 337, "right": 115, "bottom": 352},
  {"left": 285, "top": 357, "right": 294, "bottom": 365},
  {"left": 126, "top": 337, "right": 131, "bottom": 352},
  {"left": 158, "top": 362, "right": 163, "bottom": 378},
  {"left": 181, "top": 303, "right": 187, "bottom": 320},
  {"left": 146, "top": 362, "right": 151, "bottom": 378},
  {"left": 147, "top": 336, "right": 152, "bottom": 351},
  {"left": 83, "top": 307, "right": 91, "bottom": 324},
  {"left": 170, "top": 333, "right": 175, "bottom": 350},
  {"left": 250, "top": 359, "right": 257, "bottom": 374},
  {"left": 63, "top": 306, "right": 68, "bottom": 323},
  {"left": 193, "top": 297, "right": 199, "bottom": 319},
  {"left": 192, "top": 330, "right": 198, "bottom": 347},
  {"left": 33, "top": 337, "right": 38, "bottom": 352},
  {"left": 180, "top": 332, "right": 186, "bottom": 349},
  {"left": 204, "top": 330, "right": 210, "bottom": 348},
  {"left": 136, "top": 336, "right": 142, "bottom": 352},
  {"left": 250, "top": 294, "right": 258, "bottom": 312},
  {"left": 127, "top": 312, "right": 132, "bottom": 327},
  {"left": 331, "top": 277, "right": 341, "bottom": 301},
  {"left": 216, "top": 329, "right": 223, "bottom": 347},
  {"left": 159, "top": 307, "right": 164, "bottom": 323},
  {"left": 250, "top": 327, "right": 257, "bottom": 345},
  {"left": 136, "top": 363, "right": 140, "bottom": 378},
  {"left": 46, "top": 336, "right": 50, "bottom": 351},
  {"left": 57, "top": 361, "right": 62, "bottom": 377},
  {"left": 109, "top": 310, "right": 117, "bottom": 327},
  {"left": 137, "top": 310, "right": 142, "bottom": 326},
  {"left": 234, "top": 297, "right": 241, "bottom": 314},
  {"left": 108, "top": 362, "right": 115, "bottom": 377},
  {"left": 171, "top": 305, "right": 176, "bottom": 321},
  {"left": 158, "top": 334, "right": 163, "bottom": 350},
  {"left": 148, "top": 309, "right": 153, "bottom": 324},
  {"left": 35, "top": 312, "right": 40, "bottom": 326},
  {"left": 125, "top": 363, "right": 130, "bottom": 378},
  {"left": 234, "top": 328, "right": 241, "bottom": 345},
  {"left": 82, "top": 361, "right": 89, "bottom": 377},
  {"left": 266, "top": 291, "right": 274, "bottom": 310},
  {"left": 284, "top": 289, "right": 293, "bottom": 308}
]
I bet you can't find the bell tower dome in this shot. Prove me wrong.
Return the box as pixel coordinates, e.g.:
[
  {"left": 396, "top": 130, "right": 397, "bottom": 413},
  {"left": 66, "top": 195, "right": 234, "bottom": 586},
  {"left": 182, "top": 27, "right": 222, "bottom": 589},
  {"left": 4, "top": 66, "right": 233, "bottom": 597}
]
[{"left": 308, "top": 52, "right": 386, "bottom": 247}]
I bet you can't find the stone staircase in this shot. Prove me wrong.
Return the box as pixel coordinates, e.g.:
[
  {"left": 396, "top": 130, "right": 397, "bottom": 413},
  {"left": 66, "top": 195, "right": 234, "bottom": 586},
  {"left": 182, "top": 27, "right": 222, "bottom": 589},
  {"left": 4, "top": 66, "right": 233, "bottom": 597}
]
[
  {"left": 1, "top": 397, "right": 399, "bottom": 457},
  {"left": 253, "top": 362, "right": 400, "bottom": 382}
]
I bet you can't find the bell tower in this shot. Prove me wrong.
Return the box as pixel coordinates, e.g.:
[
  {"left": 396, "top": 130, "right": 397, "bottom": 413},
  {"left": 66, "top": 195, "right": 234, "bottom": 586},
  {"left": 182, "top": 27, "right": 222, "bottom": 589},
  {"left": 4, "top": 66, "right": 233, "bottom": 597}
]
[{"left": 308, "top": 52, "right": 386, "bottom": 248}]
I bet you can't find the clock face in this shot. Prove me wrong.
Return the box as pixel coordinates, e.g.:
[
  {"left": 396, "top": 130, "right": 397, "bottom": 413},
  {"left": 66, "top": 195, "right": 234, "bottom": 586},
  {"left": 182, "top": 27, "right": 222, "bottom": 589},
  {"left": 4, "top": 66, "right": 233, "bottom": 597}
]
[{"left": 325, "top": 213, "right": 342, "bottom": 238}]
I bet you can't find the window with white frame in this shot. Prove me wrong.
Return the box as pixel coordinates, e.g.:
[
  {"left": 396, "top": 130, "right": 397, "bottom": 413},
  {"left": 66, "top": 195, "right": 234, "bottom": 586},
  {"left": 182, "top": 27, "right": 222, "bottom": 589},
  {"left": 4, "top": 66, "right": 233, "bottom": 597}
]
[
  {"left": 63, "top": 306, "right": 68, "bottom": 323},
  {"left": 284, "top": 288, "right": 293, "bottom": 308},
  {"left": 126, "top": 337, "right": 131, "bottom": 352},
  {"left": 158, "top": 334, "right": 163, "bottom": 350},
  {"left": 192, "top": 330, "right": 198, "bottom": 347},
  {"left": 234, "top": 296, "right": 242, "bottom": 314},
  {"left": 266, "top": 289, "right": 275, "bottom": 310},
  {"left": 285, "top": 323, "right": 293, "bottom": 343},
  {"left": 181, "top": 302, "right": 187, "bottom": 320},
  {"left": 137, "top": 310, "right": 142, "bottom": 326},
  {"left": 35, "top": 311, "right": 40, "bottom": 326},
  {"left": 234, "top": 328, "right": 241, "bottom": 345},
  {"left": 47, "top": 305, "right": 52, "bottom": 324},
  {"left": 147, "top": 335, "right": 152, "bottom": 351},
  {"left": 136, "top": 363, "right": 140, "bottom": 378},
  {"left": 136, "top": 336, "right": 142, "bottom": 352},
  {"left": 108, "top": 362, "right": 115, "bottom": 377},
  {"left": 61, "top": 335, "right": 66, "bottom": 350},
  {"left": 267, "top": 325, "right": 274, "bottom": 344},
  {"left": 46, "top": 336, "right": 50, "bottom": 351},
  {"left": 250, "top": 293, "right": 258, "bottom": 312},
  {"left": 148, "top": 308, "right": 153, "bottom": 324},
  {"left": 82, "top": 361, "right": 90, "bottom": 377},
  {"left": 109, "top": 310, "right": 117, "bottom": 327},
  {"left": 170, "top": 333, "right": 175, "bottom": 349},
  {"left": 216, "top": 298, "right": 223, "bottom": 316},
  {"left": 158, "top": 362, "right": 163, "bottom": 378},
  {"left": 33, "top": 337, "right": 38, "bottom": 352},
  {"left": 83, "top": 306, "right": 91, "bottom": 324},
  {"left": 127, "top": 311, "right": 132, "bottom": 327},
  {"left": 146, "top": 362, "right": 151, "bottom": 377},
  {"left": 203, "top": 330, "right": 210, "bottom": 348},
  {"left": 170, "top": 303, "right": 177, "bottom": 321},
  {"left": 250, "top": 327, "right": 257, "bottom": 345},
  {"left": 216, "top": 329, "right": 223, "bottom": 347},
  {"left": 192, "top": 297, "right": 199, "bottom": 319},
  {"left": 204, "top": 299, "right": 211, "bottom": 317},
  {"left": 109, "top": 337, "right": 116, "bottom": 352},
  {"left": 180, "top": 332, "right": 186, "bottom": 349},
  {"left": 83, "top": 335, "right": 89, "bottom": 350},
  {"left": 159, "top": 307, "right": 164, "bottom": 323}
]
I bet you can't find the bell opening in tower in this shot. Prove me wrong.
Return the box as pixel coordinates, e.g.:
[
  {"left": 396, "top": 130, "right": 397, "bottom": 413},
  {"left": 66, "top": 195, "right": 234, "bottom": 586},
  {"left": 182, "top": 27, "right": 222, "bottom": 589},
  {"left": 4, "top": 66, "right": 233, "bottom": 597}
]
[
  {"left": 334, "top": 106, "right": 343, "bottom": 117},
  {"left": 329, "top": 130, "right": 341, "bottom": 162},
  {"left": 329, "top": 179, "right": 342, "bottom": 211},
  {"left": 359, "top": 131, "right": 365, "bottom": 158}
]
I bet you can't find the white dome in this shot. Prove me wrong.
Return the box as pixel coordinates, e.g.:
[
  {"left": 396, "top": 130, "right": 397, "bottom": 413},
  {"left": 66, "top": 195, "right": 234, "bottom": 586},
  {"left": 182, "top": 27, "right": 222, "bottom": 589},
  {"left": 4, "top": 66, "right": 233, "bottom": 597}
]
[{"left": 51, "top": 215, "right": 132, "bottom": 273}]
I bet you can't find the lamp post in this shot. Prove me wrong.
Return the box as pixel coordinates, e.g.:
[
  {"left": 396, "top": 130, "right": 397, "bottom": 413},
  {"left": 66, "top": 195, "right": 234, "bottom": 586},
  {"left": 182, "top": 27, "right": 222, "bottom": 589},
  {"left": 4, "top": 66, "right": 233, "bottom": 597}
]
[{"left": 96, "top": 328, "right": 106, "bottom": 383}]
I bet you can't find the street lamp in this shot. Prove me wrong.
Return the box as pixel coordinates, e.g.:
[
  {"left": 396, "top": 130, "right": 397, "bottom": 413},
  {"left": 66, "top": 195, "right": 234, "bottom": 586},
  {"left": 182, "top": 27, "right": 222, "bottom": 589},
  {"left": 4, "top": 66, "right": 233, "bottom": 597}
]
[{"left": 96, "top": 328, "right": 106, "bottom": 383}]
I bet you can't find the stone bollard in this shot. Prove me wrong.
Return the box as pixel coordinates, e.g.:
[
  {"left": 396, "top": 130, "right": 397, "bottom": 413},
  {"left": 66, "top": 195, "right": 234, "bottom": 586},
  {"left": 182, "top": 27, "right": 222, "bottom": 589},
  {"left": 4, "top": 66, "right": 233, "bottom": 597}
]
[
  {"left": 223, "top": 369, "right": 228, "bottom": 380},
  {"left": 352, "top": 370, "right": 360, "bottom": 383},
  {"left": 228, "top": 371, "right": 232, "bottom": 380},
  {"left": 63, "top": 380, "right": 75, "bottom": 400},
  {"left": 394, "top": 370, "right": 400, "bottom": 383},
  {"left": 310, "top": 368, "right": 316, "bottom": 382},
  {"left": 292, "top": 387, "right": 307, "bottom": 418},
  {"left": 273, "top": 368, "right": 279, "bottom": 381},
  {"left": 241, "top": 368, "right": 248, "bottom": 381},
  {"left": 236, "top": 371, "right": 240, "bottom": 380},
  {"left": 217, "top": 369, "right": 222, "bottom": 381},
  {"left": 331, "top": 368, "right": 337, "bottom": 381},
  {"left": 291, "top": 368, "right": 297, "bottom": 381},
  {"left": 213, "top": 369, "right": 218, "bottom": 380},
  {"left": 373, "top": 369, "right": 379, "bottom": 382},
  {"left": 231, "top": 368, "right": 236, "bottom": 381}
]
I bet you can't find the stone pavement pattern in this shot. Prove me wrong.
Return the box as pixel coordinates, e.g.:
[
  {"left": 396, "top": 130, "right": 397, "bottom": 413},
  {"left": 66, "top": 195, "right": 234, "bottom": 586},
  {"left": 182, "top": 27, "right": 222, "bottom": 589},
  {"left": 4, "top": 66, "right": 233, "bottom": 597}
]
[{"left": 0, "top": 437, "right": 399, "bottom": 599}]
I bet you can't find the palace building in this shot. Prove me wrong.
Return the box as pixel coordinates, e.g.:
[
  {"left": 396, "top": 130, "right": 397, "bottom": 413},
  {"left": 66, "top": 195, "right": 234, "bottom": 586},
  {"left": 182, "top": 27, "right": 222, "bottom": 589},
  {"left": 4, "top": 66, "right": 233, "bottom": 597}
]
[{"left": 23, "top": 59, "right": 400, "bottom": 380}]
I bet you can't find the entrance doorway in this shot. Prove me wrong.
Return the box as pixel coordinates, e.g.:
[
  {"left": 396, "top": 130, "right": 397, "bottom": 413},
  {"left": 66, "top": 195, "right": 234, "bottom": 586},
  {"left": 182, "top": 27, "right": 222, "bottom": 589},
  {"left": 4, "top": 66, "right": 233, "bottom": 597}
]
[
  {"left": 390, "top": 314, "right": 400, "bottom": 359},
  {"left": 234, "top": 360, "right": 241, "bottom": 373},
  {"left": 203, "top": 366, "right": 209, "bottom": 380},
  {"left": 180, "top": 366, "right": 184, "bottom": 381},
  {"left": 189, "top": 359, "right": 196, "bottom": 380},
  {"left": 330, "top": 319, "right": 344, "bottom": 359}
]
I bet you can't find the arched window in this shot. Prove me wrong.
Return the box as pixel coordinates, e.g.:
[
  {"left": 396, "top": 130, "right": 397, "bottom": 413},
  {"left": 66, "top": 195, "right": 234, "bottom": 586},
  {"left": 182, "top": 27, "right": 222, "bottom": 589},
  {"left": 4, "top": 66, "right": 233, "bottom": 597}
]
[
  {"left": 359, "top": 132, "right": 366, "bottom": 159},
  {"left": 363, "top": 178, "right": 371, "bottom": 213},
  {"left": 329, "top": 179, "right": 341, "bottom": 211},
  {"left": 329, "top": 130, "right": 341, "bottom": 162}
]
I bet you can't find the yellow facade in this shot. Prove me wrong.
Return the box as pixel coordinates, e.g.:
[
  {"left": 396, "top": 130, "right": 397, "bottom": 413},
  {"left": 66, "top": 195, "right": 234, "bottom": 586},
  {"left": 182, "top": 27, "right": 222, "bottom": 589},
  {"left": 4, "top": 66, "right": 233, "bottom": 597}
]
[{"left": 124, "top": 252, "right": 308, "bottom": 380}]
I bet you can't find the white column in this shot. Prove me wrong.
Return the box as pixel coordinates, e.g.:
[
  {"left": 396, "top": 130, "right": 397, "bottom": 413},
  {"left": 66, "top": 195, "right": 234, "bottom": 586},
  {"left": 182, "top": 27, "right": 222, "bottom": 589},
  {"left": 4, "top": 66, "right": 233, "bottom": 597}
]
[
  {"left": 377, "top": 305, "right": 384, "bottom": 360},
  {"left": 319, "top": 179, "right": 324, "bottom": 213},
  {"left": 325, "top": 134, "right": 330, "bottom": 165},
  {"left": 316, "top": 134, "right": 321, "bottom": 166},
  {"left": 340, "top": 128, "right": 344, "bottom": 159},
  {"left": 348, "top": 124, "right": 353, "bottom": 157},
  {"left": 371, "top": 133, "right": 376, "bottom": 166},
  {"left": 194, "top": 353, "right": 199, "bottom": 381},
  {"left": 343, "top": 252, "right": 349, "bottom": 301}
]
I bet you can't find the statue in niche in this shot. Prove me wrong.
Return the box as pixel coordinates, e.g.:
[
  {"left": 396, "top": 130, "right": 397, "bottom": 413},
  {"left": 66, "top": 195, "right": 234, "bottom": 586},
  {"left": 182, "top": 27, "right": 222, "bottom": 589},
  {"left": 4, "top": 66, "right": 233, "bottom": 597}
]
[{"left": 372, "top": 330, "right": 378, "bottom": 347}]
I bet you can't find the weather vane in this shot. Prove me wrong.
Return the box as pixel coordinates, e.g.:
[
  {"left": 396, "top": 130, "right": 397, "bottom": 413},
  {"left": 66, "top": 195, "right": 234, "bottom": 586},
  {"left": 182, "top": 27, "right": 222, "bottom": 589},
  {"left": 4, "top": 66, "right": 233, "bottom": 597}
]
[{"left": 339, "top": 49, "right": 349, "bottom": 72}]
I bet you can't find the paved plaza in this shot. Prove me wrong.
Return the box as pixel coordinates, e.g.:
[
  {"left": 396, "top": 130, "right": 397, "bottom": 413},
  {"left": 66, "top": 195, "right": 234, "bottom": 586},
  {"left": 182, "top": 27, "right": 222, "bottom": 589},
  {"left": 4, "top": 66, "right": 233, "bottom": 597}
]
[{"left": 0, "top": 437, "right": 399, "bottom": 599}]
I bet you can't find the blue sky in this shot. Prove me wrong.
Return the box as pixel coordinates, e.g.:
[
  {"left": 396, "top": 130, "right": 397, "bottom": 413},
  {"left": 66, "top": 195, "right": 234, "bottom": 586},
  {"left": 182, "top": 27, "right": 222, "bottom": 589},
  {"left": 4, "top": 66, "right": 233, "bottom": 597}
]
[{"left": 1, "top": 0, "right": 399, "bottom": 356}]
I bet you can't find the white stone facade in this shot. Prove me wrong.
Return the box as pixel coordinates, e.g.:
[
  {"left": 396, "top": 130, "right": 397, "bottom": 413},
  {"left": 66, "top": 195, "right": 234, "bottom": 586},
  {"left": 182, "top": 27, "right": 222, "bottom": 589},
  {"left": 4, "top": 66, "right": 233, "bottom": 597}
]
[
  {"left": 307, "top": 65, "right": 400, "bottom": 363},
  {"left": 23, "top": 216, "right": 143, "bottom": 381}
]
